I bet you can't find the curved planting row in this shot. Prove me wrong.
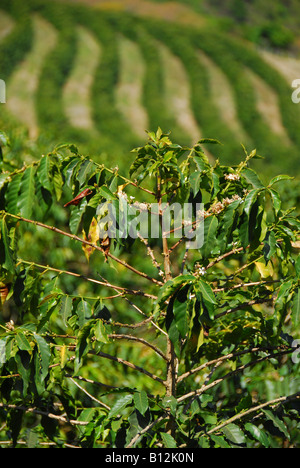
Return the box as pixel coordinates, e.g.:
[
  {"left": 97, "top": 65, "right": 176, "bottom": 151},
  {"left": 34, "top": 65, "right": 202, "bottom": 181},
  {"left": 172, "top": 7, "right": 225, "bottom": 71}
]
[{"left": 0, "top": 0, "right": 299, "bottom": 174}]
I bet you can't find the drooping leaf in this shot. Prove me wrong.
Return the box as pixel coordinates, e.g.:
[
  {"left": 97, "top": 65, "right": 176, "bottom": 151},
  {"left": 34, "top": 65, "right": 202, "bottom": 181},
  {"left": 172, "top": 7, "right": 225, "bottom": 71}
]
[
  {"left": 262, "top": 409, "right": 290, "bottom": 440},
  {"left": 201, "top": 215, "right": 218, "bottom": 258},
  {"left": 59, "top": 295, "right": 73, "bottom": 327},
  {"left": 98, "top": 185, "right": 116, "bottom": 201},
  {"left": 94, "top": 320, "right": 109, "bottom": 344},
  {"left": 37, "top": 154, "right": 53, "bottom": 192},
  {"left": 161, "top": 432, "right": 177, "bottom": 448},
  {"left": 173, "top": 297, "right": 188, "bottom": 339},
  {"left": 268, "top": 175, "right": 294, "bottom": 187},
  {"left": 5, "top": 172, "right": 23, "bottom": 215},
  {"left": 77, "top": 160, "right": 96, "bottom": 187},
  {"left": 292, "top": 289, "right": 300, "bottom": 327},
  {"left": 222, "top": 423, "right": 246, "bottom": 445},
  {"left": 245, "top": 423, "right": 270, "bottom": 447},
  {"left": 17, "top": 166, "right": 36, "bottom": 219},
  {"left": 108, "top": 394, "right": 133, "bottom": 418},
  {"left": 155, "top": 275, "right": 195, "bottom": 315},
  {"left": 0, "top": 217, "right": 15, "bottom": 272},
  {"left": 69, "top": 198, "right": 88, "bottom": 235},
  {"left": 16, "top": 332, "right": 32, "bottom": 352},
  {"left": 133, "top": 391, "right": 149, "bottom": 416},
  {"left": 242, "top": 167, "right": 265, "bottom": 189},
  {"left": 33, "top": 333, "right": 51, "bottom": 382}
]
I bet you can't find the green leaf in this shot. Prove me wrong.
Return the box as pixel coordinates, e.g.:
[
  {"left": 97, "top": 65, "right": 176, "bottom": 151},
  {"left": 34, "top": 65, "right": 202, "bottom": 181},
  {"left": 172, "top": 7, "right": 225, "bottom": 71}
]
[
  {"left": 173, "top": 298, "right": 187, "bottom": 338},
  {"left": 155, "top": 275, "right": 194, "bottom": 314},
  {"left": 197, "top": 138, "right": 222, "bottom": 146},
  {"left": 0, "top": 217, "right": 15, "bottom": 272},
  {"left": 77, "top": 160, "right": 95, "bottom": 187},
  {"left": 133, "top": 391, "right": 149, "bottom": 416},
  {"left": 5, "top": 172, "right": 23, "bottom": 215},
  {"left": 15, "top": 351, "right": 31, "bottom": 396},
  {"left": 0, "top": 173, "right": 10, "bottom": 190},
  {"left": 16, "top": 332, "right": 32, "bottom": 352},
  {"left": 262, "top": 409, "right": 290, "bottom": 440},
  {"left": 108, "top": 394, "right": 133, "bottom": 418},
  {"left": 37, "top": 155, "right": 53, "bottom": 192},
  {"left": 75, "top": 321, "right": 94, "bottom": 369},
  {"left": 52, "top": 164, "right": 63, "bottom": 201},
  {"left": 17, "top": 166, "right": 36, "bottom": 218},
  {"left": 94, "top": 320, "right": 109, "bottom": 344},
  {"left": 98, "top": 185, "right": 116, "bottom": 201},
  {"left": 263, "top": 230, "right": 277, "bottom": 263},
  {"left": 219, "top": 200, "right": 240, "bottom": 252},
  {"left": 197, "top": 279, "right": 217, "bottom": 305},
  {"left": 269, "top": 188, "right": 281, "bottom": 216},
  {"left": 0, "top": 130, "right": 10, "bottom": 149},
  {"left": 243, "top": 189, "right": 260, "bottom": 216},
  {"left": 201, "top": 215, "right": 218, "bottom": 258},
  {"left": 161, "top": 432, "right": 177, "bottom": 448},
  {"left": 59, "top": 295, "right": 73, "bottom": 326},
  {"left": 210, "top": 434, "right": 231, "bottom": 448},
  {"left": 33, "top": 333, "right": 51, "bottom": 382},
  {"left": 242, "top": 167, "right": 265, "bottom": 189},
  {"left": 268, "top": 175, "right": 293, "bottom": 187},
  {"left": 245, "top": 423, "right": 270, "bottom": 447},
  {"left": 69, "top": 198, "right": 88, "bottom": 234},
  {"left": 292, "top": 289, "right": 300, "bottom": 327},
  {"left": 222, "top": 423, "right": 246, "bottom": 445},
  {"left": 195, "top": 279, "right": 217, "bottom": 320}
]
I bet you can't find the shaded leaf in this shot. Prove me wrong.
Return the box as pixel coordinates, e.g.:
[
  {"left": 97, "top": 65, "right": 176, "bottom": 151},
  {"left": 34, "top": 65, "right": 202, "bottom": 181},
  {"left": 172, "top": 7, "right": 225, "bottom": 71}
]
[
  {"left": 222, "top": 423, "right": 246, "bottom": 445},
  {"left": 108, "top": 394, "right": 133, "bottom": 418},
  {"left": 161, "top": 432, "right": 177, "bottom": 448},
  {"left": 133, "top": 391, "right": 149, "bottom": 416},
  {"left": 245, "top": 423, "right": 270, "bottom": 447}
]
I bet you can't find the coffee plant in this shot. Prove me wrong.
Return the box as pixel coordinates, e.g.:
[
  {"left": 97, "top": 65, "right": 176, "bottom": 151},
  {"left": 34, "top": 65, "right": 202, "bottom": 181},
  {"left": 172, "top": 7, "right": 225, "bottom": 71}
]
[{"left": 0, "top": 129, "right": 299, "bottom": 448}]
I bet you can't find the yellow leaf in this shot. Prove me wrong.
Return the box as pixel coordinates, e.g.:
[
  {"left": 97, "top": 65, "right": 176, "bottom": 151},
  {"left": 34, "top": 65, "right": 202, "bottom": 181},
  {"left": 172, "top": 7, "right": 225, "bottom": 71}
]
[
  {"left": 82, "top": 217, "right": 100, "bottom": 261},
  {"left": 255, "top": 261, "right": 274, "bottom": 279},
  {"left": 196, "top": 327, "right": 205, "bottom": 352},
  {"left": 60, "top": 345, "right": 68, "bottom": 369}
]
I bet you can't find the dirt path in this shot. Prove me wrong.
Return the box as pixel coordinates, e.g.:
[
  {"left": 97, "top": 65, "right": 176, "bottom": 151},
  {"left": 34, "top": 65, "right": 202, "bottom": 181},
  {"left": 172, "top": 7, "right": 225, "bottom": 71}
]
[
  {"left": 6, "top": 15, "right": 57, "bottom": 139},
  {"left": 198, "top": 50, "right": 249, "bottom": 144},
  {"left": 63, "top": 26, "right": 101, "bottom": 131},
  {"left": 160, "top": 42, "right": 201, "bottom": 144},
  {"left": 247, "top": 68, "right": 292, "bottom": 144},
  {"left": 116, "top": 35, "right": 148, "bottom": 139},
  {"left": 0, "top": 10, "right": 15, "bottom": 40},
  {"left": 260, "top": 49, "right": 300, "bottom": 85},
  {"left": 65, "top": 0, "right": 206, "bottom": 28}
]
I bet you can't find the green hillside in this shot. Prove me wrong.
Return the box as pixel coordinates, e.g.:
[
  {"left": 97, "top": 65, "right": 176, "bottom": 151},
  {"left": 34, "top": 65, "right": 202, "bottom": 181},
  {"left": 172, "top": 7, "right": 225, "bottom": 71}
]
[{"left": 1, "top": 0, "right": 300, "bottom": 179}]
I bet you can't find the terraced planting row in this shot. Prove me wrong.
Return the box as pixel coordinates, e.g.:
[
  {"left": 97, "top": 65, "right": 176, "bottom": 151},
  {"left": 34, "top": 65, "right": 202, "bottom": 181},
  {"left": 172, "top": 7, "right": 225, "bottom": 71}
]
[{"left": 0, "top": 0, "right": 299, "bottom": 175}]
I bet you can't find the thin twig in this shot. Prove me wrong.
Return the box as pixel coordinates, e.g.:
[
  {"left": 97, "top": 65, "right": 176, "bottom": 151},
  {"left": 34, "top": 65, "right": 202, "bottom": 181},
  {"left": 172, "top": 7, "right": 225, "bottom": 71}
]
[
  {"left": 17, "top": 258, "right": 157, "bottom": 300},
  {"left": 108, "top": 334, "right": 168, "bottom": 361},
  {"left": 0, "top": 403, "right": 88, "bottom": 426},
  {"left": 177, "top": 347, "right": 295, "bottom": 402},
  {"left": 69, "top": 378, "right": 111, "bottom": 410},
  {"left": 88, "top": 350, "right": 165, "bottom": 385},
  {"left": 214, "top": 296, "right": 274, "bottom": 319},
  {"left": 207, "top": 392, "right": 300, "bottom": 436},
  {"left": 4, "top": 212, "right": 163, "bottom": 286},
  {"left": 126, "top": 413, "right": 168, "bottom": 448}
]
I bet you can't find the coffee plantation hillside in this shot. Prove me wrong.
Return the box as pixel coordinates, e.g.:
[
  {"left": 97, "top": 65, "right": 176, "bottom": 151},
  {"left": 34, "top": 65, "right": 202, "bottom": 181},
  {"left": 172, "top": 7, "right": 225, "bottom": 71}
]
[{"left": 1, "top": 0, "right": 300, "bottom": 181}]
